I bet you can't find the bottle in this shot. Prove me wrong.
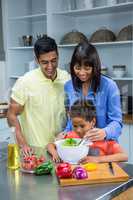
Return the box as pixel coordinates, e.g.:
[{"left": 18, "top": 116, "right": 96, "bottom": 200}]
[{"left": 7, "top": 127, "right": 20, "bottom": 170}]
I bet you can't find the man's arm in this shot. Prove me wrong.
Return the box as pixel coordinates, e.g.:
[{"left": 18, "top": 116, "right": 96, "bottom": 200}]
[{"left": 7, "top": 98, "right": 28, "bottom": 148}]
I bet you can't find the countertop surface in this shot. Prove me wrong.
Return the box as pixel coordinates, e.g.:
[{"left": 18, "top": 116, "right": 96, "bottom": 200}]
[{"left": 0, "top": 157, "right": 133, "bottom": 200}]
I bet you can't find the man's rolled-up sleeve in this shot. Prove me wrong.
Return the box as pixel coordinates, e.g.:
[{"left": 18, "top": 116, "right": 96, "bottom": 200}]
[{"left": 11, "top": 77, "right": 28, "bottom": 106}]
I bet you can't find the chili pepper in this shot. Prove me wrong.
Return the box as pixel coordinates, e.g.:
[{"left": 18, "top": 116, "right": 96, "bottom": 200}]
[{"left": 35, "top": 161, "right": 53, "bottom": 175}]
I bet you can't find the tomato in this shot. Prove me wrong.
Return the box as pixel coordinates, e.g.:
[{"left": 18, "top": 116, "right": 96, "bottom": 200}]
[
  {"left": 39, "top": 155, "right": 45, "bottom": 162},
  {"left": 65, "top": 131, "right": 80, "bottom": 139}
]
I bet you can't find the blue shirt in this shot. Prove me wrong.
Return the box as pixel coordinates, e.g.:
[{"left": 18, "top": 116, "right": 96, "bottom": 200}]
[{"left": 64, "top": 75, "right": 122, "bottom": 141}]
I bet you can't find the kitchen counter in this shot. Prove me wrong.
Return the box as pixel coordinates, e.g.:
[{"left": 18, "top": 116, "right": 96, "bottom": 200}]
[{"left": 0, "top": 158, "right": 133, "bottom": 200}]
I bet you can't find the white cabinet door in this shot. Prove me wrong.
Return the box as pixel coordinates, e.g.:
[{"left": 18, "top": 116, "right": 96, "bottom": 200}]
[
  {"left": 119, "top": 124, "right": 130, "bottom": 162},
  {"left": 129, "top": 125, "right": 133, "bottom": 164}
]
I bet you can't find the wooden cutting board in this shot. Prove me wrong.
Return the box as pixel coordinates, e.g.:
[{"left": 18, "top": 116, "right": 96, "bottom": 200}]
[{"left": 57, "top": 163, "right": 129, "bottom": 187}]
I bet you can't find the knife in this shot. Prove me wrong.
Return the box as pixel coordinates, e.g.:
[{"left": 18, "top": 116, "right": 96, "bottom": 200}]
[{"left": 108, "top": 162, "right": 115, "bottom": 175}]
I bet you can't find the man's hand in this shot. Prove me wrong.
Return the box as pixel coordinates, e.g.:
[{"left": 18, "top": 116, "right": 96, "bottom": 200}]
[
  {"left": 21, "top": 145, "right": 34, "bottom": 157},
  {"left": 84, "top": 128, "right": 106, "bottom": 141}
]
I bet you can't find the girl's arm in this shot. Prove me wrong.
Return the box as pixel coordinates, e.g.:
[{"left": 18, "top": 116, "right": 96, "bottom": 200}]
[
  {"left": 46, "top": 143, "right": 61, "bottom": 163},
  {"left": 79, "top": 145, "right": 128, "bottom": 163}
]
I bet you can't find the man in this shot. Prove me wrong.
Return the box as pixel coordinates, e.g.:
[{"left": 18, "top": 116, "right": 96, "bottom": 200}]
[{"left": 7, "top": 36, "right": 70, "bottom": 152}]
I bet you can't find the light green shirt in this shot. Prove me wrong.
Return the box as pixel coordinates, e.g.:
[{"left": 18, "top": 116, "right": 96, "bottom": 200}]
[{"left": 11, "top": 68, "right": 70, "bottom": 147}]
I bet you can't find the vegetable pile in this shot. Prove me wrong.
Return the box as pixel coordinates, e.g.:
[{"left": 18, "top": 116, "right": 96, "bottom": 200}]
[
  {"left": 21, "top": 154, "right": 45, "bottom": 171},
  {"left": 62, "top": 138, "right": 79, "bottom": 147}
]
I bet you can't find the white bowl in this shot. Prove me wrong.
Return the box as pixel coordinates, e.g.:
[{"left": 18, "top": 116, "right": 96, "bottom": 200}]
[
  {"left": 113, "top": 69, "right": 125, "bottom": 78},
  {"left": 55, "top": 139, "right": 89, "bottom": 164}
]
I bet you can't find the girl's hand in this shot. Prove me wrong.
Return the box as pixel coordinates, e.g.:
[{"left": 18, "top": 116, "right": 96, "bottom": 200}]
[
  {"left": 79, "top": 156, "right": 100, "bottom": 164},
  {"left": 84, "top": 128, "right": 106, "bottom": 141},
  {"left": 52, "top": 152, "right": 62, "bottom": 163}
]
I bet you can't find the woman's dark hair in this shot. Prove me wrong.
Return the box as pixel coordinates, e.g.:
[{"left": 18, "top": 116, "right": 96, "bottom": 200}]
[
  {"left": 70, "top": 99, "right": 96, "bottom": 122},
  {"left": 70, "top": 41, "right": 101, "bottom": 93},
  {"left": 34, "top": 35, "right": 58, "bottom": 59}
]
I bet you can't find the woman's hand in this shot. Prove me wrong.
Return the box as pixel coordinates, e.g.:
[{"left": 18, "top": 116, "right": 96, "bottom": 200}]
[
  {"left": 55, "top": 131, "right": 67, "bottom": 141},
  {"left": 84, "top": 128, "right": 106, "bottom": 141},
  {"left": 79, "top": 156, "right": 100, "bottom": 164}
]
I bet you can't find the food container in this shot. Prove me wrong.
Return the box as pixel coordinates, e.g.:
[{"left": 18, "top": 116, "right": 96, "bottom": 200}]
[
  {"left": 101, "top": 68, "right": 108, "bottom": 75},
  {"left": 60, "top": 30, "right": 87, "bottom": 44},
  {"left": 55, "top": 139, "right": 89, "bottom": 164},
  {"left": 106, "top": 0, "right": 117, "bottom": 6},
  {"left": 89, "top": 28, "right": 116, "bottom": 43},
  {"left": 76, "top": 0, "right": 93, "bottom": 9},
  {"left": 22, "top": 35, "right": 33, "bottom": 46},
  {"left": 0, "top": 103, "right": 8, "bottom": 117},
  {"left": 112, "top": 65, "right": 126, "bottom": 77},
  {"left": 20, "top": 147, "right": 45, "bottom": 173},
  {"left": 116, "top": 24, "right": 133, "bottom": 41}
]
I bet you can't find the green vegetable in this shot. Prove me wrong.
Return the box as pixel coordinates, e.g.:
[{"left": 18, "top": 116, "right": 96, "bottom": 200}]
[
  {"left": 35, "top": 161, "right": 53, "bottom": 175},
  {"left": 62, "top": 138, "right": 79, "bottom": 146}
]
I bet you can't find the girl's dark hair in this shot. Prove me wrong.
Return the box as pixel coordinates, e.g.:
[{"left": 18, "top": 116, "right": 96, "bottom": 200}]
[
  {"left": 70, "top": 99, "right": 96, "bottom": 122},
  {"left": 70, "top": 41, "right": 101, "bottom": 93},
  {"left": 34, "top": 35, "right": 58, "bottom": 59}
]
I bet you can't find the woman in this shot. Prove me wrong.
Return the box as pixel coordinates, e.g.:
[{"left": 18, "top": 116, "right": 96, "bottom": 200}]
[{"left": 64, "top": 41, "right": 122, "bottom": 142}]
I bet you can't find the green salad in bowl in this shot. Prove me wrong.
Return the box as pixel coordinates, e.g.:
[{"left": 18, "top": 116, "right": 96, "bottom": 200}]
[{"left": 62, "top": 138, "right": 80, "bottom": 147}]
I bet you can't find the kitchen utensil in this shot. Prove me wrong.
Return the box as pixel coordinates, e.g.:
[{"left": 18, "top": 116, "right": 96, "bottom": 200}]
[
  {"left": 0, "top": 103, "right": 8, "bottom": 114},
  {"left": 117, "top": 24, "right": 133, "bottom": 41},
  {"left": 108, "top": 162, "right": 115, "bottom": 175},
  {"left": 55, "top": 139, "right": 89, "bottom": 164},
  {"left": 78, "top": 138, "right": 92, "bottom": 146},
  {"left": 76, "top": 0, "right": 93, "bottom": 9},
  {"left": 60, "top": 30, "right": 87, "bottom": 44},
  {"left": 22, "top": 35, "right": 33, "bottom": 46},
  {"left": 113, "top": 65, "right": 126, "bottom": 77},
  {"left": 89, "top": 28, "right": 116, "bottom": 43}
]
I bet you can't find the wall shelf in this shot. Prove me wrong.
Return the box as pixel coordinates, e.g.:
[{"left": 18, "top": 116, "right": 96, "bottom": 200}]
[
  {"left": 8, "top": 46, "right": 34, "bottom": 50},
  {"left": 58, "top": 41, "right": 133, "bottom": 48},
  {"left": 53, "top": 2, "right": 133, "bottom": 17},
  {"left": 8, "top": 13, "right": 47, "bottom": 21}
]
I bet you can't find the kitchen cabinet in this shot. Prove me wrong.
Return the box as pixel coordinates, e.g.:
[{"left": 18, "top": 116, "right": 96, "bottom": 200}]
[{"left": 3, "top": 1, "right": 133, "bottom": 90}]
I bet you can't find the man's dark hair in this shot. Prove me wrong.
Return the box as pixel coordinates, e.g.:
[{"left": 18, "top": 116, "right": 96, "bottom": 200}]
[
  {"left": 70, "top": 99, "right": 96, "bottom": 122},
  {"left": 34, "top": 35, "right": 58, "bottom": 59}
]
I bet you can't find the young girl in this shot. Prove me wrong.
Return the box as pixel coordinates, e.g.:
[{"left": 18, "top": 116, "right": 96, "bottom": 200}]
[{"left": 47, "top": 99, "right": 128, "bottom": 163}]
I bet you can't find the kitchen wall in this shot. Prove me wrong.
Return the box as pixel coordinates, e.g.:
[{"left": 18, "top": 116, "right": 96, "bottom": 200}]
[{"left": 0, "top": 61, "right": 7, "bottom": 101}]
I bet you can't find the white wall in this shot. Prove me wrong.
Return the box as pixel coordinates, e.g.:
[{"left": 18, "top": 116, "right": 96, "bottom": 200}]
[{"left": 0, "top": 61, "right": 7, "bottom": 101}]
